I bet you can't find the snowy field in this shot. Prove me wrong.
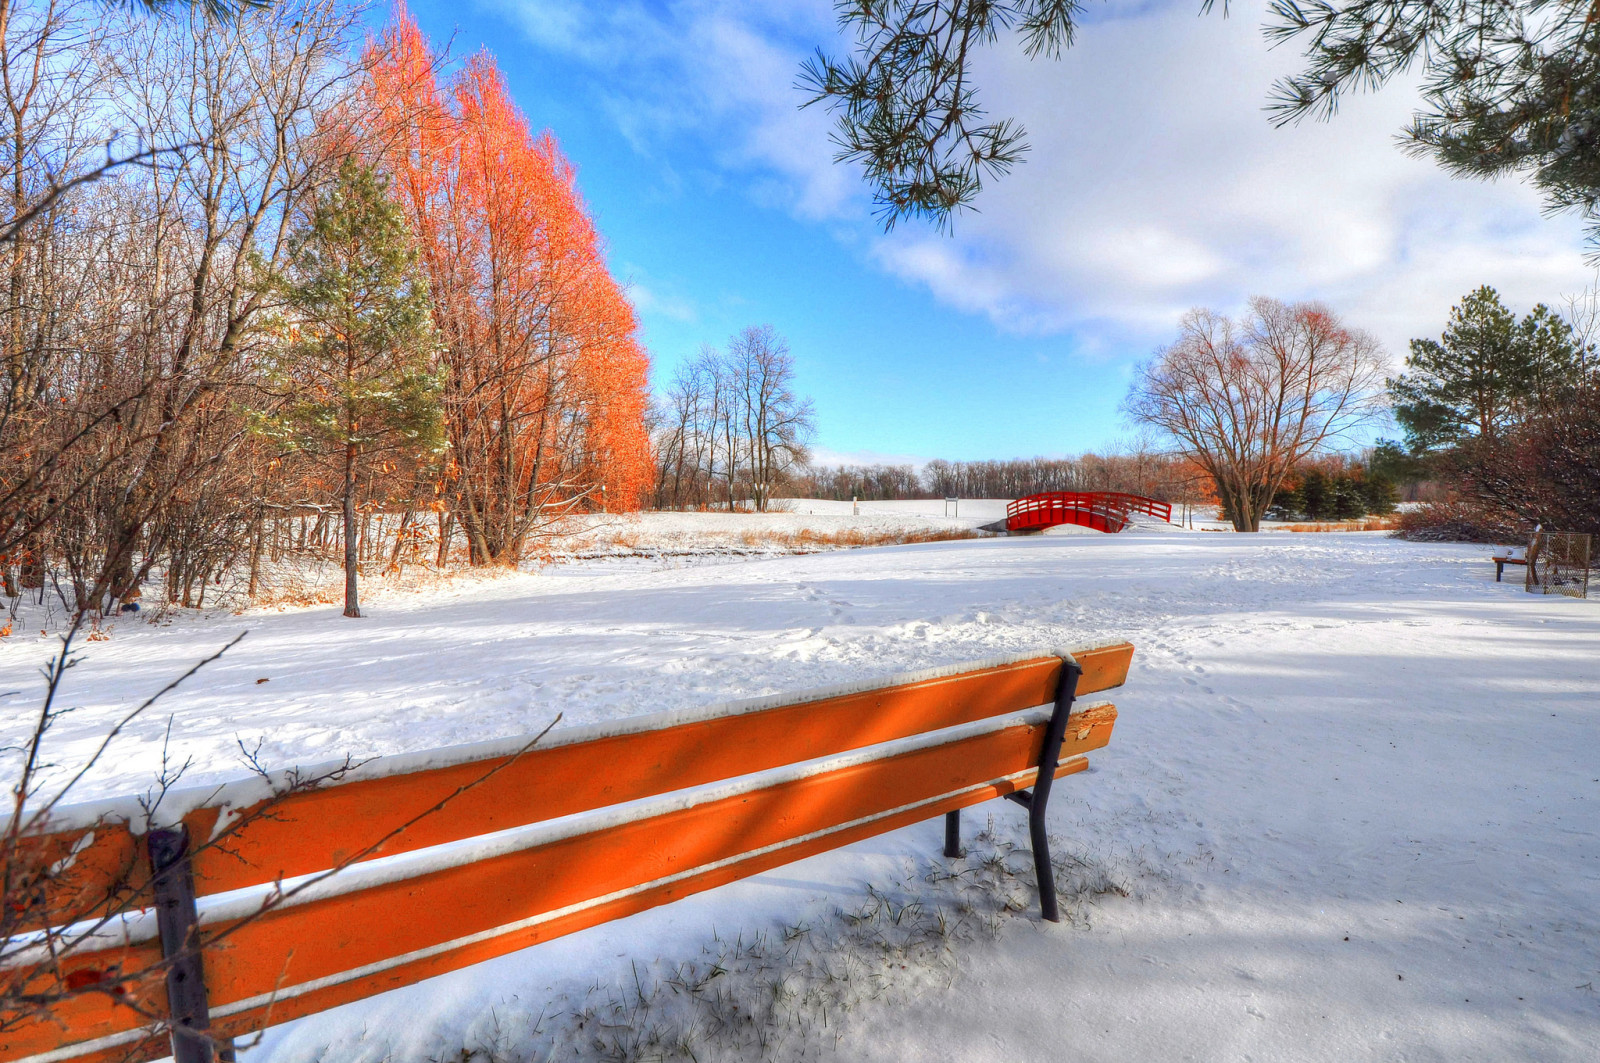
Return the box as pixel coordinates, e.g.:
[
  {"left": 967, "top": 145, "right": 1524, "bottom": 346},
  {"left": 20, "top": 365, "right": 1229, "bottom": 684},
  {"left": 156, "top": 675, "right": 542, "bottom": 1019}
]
[
  {"left": 2, "top": 530, "right": 1597, "bottom": 1060},
  {"left": 543, "top": 497, "right": 1014, "bottom": 560},
  {"left": 548, "top": 499, "right": 1326, "bottom": 558}
]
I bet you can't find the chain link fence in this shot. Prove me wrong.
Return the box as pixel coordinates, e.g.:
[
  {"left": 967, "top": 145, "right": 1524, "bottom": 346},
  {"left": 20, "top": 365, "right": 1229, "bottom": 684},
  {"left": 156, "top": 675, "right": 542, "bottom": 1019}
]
[{"left": 1526, "top": 532, "right": 1591, "bottom": 598}]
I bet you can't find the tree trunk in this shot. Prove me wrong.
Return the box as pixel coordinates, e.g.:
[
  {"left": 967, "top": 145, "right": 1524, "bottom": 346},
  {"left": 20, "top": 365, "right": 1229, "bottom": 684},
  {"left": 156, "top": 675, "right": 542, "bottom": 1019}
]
[
  {"left": 1215, "top": 479, "right": 1259, "bottom": 532},
  {"left": 342, "top": 442, "right": 361, "bottom": 618},
  {"left": 437, "top": 510, "right": 453, "bottom": 567},
  {"left": 18, "top": 547, "right": 43, "bottom": 590},
  {"left": 388, "top": 507, "right": 414, "bottom": 571},
  {"left": 247, "top": 509, "right": 264, "bottom": 598}
]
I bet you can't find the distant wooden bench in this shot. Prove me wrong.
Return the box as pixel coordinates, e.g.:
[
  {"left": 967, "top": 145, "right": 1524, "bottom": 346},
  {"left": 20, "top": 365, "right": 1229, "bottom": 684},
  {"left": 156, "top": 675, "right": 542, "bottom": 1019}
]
[
  {"left": 1, "top": 642, "right": 1132, "bottom": 1063},
  {"left": 1492, "top": 551, "right": 1528, "bottom": 582}
]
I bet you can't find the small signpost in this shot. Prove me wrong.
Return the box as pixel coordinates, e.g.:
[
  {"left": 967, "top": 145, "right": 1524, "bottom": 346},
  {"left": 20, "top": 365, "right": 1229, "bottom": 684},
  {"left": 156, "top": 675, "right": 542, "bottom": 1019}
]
[{"left": 944, "top": 496, "right": 959, "bottom": 518}]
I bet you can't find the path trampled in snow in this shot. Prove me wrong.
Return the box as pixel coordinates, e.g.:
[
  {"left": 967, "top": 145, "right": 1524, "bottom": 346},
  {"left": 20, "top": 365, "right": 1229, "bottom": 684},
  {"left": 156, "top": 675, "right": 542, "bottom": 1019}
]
[{"left": 2, "top": 532, "right": 1596, "bottom": 1061}]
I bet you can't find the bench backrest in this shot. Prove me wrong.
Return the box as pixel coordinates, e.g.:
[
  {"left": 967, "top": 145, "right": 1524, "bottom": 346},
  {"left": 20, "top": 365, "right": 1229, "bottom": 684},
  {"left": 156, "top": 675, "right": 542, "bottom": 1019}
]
[{"left": 1, "top": 642, "right": 1132, "bottom": 1063}]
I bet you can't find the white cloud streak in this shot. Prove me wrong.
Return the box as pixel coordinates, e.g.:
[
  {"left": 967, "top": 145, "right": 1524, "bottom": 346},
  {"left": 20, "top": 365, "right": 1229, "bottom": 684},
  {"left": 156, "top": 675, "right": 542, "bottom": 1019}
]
[{"left": 487, "top": 0, "right": 856, "bottom": 219}]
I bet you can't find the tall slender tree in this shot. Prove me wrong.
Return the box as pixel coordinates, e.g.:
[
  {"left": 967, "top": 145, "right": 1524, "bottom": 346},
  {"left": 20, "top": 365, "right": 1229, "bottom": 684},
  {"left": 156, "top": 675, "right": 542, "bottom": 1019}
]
[
  {"left": 728, "top": 326, "right": 814, "bottom": 513},
  {"left": 365, "top": 11, "right": 652, "bottom": 563},
  {"left": 260, "top": 159, "right": 442, "bottom": 617}
]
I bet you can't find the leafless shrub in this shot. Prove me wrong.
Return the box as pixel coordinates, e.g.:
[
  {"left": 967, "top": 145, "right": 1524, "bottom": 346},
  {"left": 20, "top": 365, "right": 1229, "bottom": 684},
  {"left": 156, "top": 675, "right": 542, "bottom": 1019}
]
[{"left": 1392, "top": 500, "right": 1530, "bottom": 543}]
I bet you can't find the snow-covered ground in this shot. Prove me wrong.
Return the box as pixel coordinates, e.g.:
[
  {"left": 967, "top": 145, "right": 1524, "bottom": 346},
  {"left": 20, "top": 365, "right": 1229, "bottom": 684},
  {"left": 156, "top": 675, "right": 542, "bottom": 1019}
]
[
  {"left": 771, "top": 497, "right": 1011, "bottom": 521},
  {"left": 549, "top": 499, "right": 1364, "bottom": 555},
  {"left": 2, "top": 530, "right": 1597, "bottom": 1061},
  {"left": 544, "top": 498, "right": 1015, "bottom": 560}
]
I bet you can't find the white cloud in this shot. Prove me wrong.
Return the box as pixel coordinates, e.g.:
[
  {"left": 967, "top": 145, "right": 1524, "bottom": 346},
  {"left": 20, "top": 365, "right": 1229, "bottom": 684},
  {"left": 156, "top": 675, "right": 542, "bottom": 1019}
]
[
  {"left": 625, "top": 275, "right": 698, "bottom": 323},
  {"left": 488, "top": 0, "right": 1594, "bottom": 361},
  {"left": 805, "top": 445, "right": 937, "bottom": 469},
  {"left": 865, "top": 3, "right": 1591, "bottom": 358}
]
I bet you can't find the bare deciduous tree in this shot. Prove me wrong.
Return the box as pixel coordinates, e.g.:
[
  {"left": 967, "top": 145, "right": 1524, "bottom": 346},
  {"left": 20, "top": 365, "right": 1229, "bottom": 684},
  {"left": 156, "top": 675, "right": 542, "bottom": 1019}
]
[
  {"left": 729, "top": 326, "right": 814, "bottom": 513},
  {"left": 649, "top": 328, "right": 815, "bottom": 512},
  {"left": 1124, "top": 297, "right": 1384, "bottom": 532}
]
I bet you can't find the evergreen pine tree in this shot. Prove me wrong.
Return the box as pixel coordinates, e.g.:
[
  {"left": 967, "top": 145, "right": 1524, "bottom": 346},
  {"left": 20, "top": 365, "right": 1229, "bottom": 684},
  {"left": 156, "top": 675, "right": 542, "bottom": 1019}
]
[
  {"left": 1389, "top": 287, "right": 1578, "bottom": 452},
  {"left": 259, "top": 160, "right": 442, "bottom": 618},
  {"left": 1267, "top": 478, "right": 1304, "bottom": 521},
  {"left": 1329, "top": 476, "right": 1365, "bottom": 520},
  {"left": 1299, "top": 470, "right": 1330, "bottom": 520},
  {"left": 1357, "top": 473, "right": 1398, "bottom": 517}
]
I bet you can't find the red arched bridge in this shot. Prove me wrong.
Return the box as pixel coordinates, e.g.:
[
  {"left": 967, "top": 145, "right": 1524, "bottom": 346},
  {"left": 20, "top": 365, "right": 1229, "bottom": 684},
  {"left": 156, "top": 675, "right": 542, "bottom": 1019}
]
[{"left": 1006, "top": 491, "right": 1173, "bottom": 534}]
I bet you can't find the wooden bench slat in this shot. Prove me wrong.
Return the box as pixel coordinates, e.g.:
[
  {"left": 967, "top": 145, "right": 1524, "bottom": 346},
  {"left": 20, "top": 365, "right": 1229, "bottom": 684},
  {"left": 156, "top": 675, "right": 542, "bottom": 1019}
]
[
  {"left": 207, "top": 701, "right": 1116, "bottom": 1006},
  {"left": 207, "top": 760, "right": 1093, "bottom": 1049},
  {"left": 13, "top": 644, "right": 1132, "bottom": 932},
  {"left": 3, "top": 700, "right": 1116, "bottom": 1062}
]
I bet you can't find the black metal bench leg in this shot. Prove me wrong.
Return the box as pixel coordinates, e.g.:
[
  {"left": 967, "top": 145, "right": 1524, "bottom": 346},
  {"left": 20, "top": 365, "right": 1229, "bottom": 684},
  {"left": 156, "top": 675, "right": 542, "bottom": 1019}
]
[
  {"left": 150, "top": 826, "right": 227, "bottom": 1063},
  {"left": 944, "top": 810, "right": 961, "bottom": 857},
  {"left": 1029, "top": 793, "right": 1058, "bottom": 922},
  {"left": 1031, "top": 658, "right": 1083, "bottom": 923}
]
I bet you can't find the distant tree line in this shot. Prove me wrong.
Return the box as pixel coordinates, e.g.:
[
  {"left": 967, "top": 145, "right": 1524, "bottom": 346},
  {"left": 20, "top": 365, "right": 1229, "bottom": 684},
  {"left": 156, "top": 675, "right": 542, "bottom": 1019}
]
[
  {"left": 784, "top": 451, "right": 1211, "bottom": 504},
  {"left": 1266, "top": 460, "right": 1398, "bottom": 522},
  {"left": 651, "top": 327, "right": 816, "bottom": 512}
]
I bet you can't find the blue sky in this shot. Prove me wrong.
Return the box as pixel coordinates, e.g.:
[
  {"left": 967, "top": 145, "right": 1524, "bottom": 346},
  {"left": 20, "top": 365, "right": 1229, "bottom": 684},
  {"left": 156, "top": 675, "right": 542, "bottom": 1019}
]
[{"left": 400, "top": 0, "right": 1592, "bottom": 464}]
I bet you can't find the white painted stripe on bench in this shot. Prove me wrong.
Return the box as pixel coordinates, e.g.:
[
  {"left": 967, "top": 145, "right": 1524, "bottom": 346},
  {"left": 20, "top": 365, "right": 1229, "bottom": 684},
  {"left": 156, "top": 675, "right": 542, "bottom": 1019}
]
[{"left": 11, "top": 1025, "right": 154, "bottom": 1063}]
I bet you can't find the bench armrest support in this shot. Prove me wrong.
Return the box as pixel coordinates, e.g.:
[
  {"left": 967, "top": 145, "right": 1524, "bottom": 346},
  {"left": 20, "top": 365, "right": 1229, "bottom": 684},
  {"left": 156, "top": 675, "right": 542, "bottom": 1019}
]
[
  {"left": 1029, "top": 657, "right": 1083, "bottom": 922},
  {"left": 943, "top": 656, "right": 1083, "bottom": 921}
]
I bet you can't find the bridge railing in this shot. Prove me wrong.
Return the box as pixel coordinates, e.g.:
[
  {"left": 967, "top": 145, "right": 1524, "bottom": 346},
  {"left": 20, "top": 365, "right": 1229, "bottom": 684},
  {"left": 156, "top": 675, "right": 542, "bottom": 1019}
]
[
  {"left": 1096, "top": 492, "right": 1173, "bottom": 523},
  {"left": 1005, "top": 492, "right": 1172, "bottom": 533}
]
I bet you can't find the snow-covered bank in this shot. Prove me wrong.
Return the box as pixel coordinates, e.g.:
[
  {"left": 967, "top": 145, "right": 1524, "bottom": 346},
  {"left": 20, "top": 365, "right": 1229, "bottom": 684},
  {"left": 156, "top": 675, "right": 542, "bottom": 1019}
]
[
  {"left": 543, "top": 499, "right": 1011, "bottom": 560},
  {"left": 1, "top": 533, "right": 1596, "bottom": 1060}
]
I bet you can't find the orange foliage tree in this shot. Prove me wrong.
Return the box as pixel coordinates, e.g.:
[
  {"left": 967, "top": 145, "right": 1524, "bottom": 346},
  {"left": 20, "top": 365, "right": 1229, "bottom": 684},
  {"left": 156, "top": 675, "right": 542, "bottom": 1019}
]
[{"left": 365, "top": 8, "right": 652, "bottom": 564}]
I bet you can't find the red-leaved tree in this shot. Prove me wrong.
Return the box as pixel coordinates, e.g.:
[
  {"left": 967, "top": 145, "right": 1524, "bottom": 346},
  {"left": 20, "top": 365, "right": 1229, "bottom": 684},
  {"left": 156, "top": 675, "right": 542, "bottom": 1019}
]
[{"left": 365, "top": 9, "right": 652, "bottom": 563}]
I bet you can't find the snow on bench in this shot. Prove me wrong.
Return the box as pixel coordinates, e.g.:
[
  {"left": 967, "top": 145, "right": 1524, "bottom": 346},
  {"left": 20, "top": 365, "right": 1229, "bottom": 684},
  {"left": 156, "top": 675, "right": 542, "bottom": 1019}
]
[
  {"left": 1, "top": 642, "right": 1132, "bottom": 1063},
  {"left": 1491, "top": 547, "right": 1528, "bottom": 582}
]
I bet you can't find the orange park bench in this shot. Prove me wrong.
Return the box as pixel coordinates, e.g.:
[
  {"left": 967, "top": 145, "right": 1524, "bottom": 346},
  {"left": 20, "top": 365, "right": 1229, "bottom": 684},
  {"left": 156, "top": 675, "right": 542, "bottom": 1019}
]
[
  {"left": 1491, "top": 547, "right": 1528, "bottom": 582},
  {"left": 1, "top": 641, "right": 1133, "bottom": 1063}
]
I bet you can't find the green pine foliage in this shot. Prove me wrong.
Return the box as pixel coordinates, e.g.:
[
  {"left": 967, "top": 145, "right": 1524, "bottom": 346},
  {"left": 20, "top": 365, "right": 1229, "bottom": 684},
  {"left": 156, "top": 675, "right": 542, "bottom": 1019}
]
[
  {"left": 256, "top": 159, "right": 443, "bottom": 616},
  {"left": 1368, "top": 440, "right": 1431, "bottom": 488},
  {"left": 808, "top": 1, "right": 1600, "bottom": 238},
  {"left": 1388, "top": 287, "right": 1578, "bottom": 453},
  {"left": 799, "top": 1, "right": 1072, "bottom": 229},
  {"left": 1269, "top": 0, "right": 1600, "bottom": 248},
  {"left": 1267, "top": 466, "right": 1397, "bottom": 522},
  {"left": 263, "top": 160, "right": 442, "bottom": 459}
]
